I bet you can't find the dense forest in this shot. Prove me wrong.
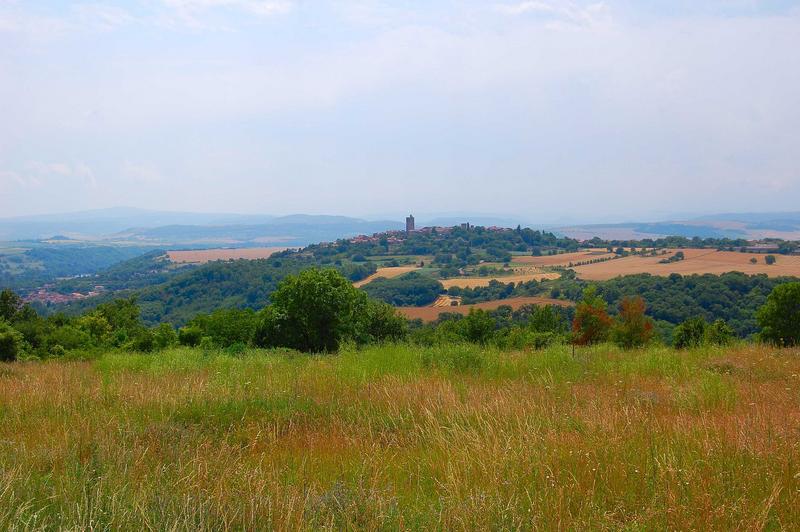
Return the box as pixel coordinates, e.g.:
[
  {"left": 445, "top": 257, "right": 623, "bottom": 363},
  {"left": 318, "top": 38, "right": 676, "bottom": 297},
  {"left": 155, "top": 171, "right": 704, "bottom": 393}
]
[
  {"left": 6, "top": 225, "right": 800, "bottom": 337},
  {"left": 0, "top": 244, "right": 152, "bottom": 290},
  {"left": 54, "top": 255, "right": 376, "bottom": 326},
  {"left": 361, "top": 272, "right": 444, "bottom": 306},
  {"left": 446, "top": 271, "right": 791, "bottom": 337}
]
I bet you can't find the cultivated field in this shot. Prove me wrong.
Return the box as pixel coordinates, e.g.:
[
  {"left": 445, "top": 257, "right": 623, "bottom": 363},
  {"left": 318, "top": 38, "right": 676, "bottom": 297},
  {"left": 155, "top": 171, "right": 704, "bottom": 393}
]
[
  {"left": 352, "top": 266, "right": 419, "bottom": 288},
  {"left": 398, "top": 296, "right": 573, "bottom": 321},
  {"left": 440, "top": 272, "right": 560, "bottom": 289},
  {"left": 1, "top": 344, "right": 798, "bottom": 529},
  {"left": 166, "top": 247, "right": 289, "bottom": 264},
  {"left": 573, "top": 249, "right": 800, "bottom": 280},
  {"left": 512, "top": 249, "right": 616, "bottom": 267}
]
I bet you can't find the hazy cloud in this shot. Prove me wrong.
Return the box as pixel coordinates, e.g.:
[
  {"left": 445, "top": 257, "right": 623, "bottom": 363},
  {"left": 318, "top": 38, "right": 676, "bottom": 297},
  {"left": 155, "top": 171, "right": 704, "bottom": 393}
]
[
  {"left": 497, "top": 1, "right": 610, "bottom": 26},
  {"left": 0, "top": 1, "right": 798, "bottom": 220}
]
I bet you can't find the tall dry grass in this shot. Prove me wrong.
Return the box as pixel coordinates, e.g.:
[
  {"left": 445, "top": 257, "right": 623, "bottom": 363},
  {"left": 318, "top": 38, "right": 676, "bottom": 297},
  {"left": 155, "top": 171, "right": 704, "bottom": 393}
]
[{"left": 0, "top": 343, "right": 798, "bottom": 529}]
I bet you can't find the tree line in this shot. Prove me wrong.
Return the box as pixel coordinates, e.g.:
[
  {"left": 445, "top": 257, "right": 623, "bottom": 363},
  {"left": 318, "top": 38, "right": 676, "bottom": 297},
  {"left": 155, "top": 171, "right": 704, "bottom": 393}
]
[{"left": 2, "top": 269, "right": 799, "bottom": 362}]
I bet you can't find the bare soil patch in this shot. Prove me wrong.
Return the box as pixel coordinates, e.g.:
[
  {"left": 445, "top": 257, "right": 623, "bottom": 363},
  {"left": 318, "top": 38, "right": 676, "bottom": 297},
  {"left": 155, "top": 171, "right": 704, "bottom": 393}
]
[
  {"left": 573, "top": 248, "right": 800, "bottom": 280},
  {"left": 512, "top": 249, "right": 616, "bottom": 267}
]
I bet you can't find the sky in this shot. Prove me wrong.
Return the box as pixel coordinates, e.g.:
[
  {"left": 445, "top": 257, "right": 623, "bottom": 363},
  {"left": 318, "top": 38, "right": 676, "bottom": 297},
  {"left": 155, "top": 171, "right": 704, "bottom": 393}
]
[{"left": 1, "top": 0, "right": 799, "bottom": 224}]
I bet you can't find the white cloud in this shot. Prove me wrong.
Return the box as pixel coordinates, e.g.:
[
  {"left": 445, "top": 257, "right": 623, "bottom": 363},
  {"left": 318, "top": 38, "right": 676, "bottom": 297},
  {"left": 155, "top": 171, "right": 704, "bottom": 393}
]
[
  {"left": 1, "top": 1, "right": 799, "bottom": 217},
  {"left": 73, "top": 4, "right": 135, "bottom": 31},
  {"left": 497, "top": 1, "right": 610, "bottom": 26},
  {"left": 121, "top": 161, "right": 162, "bottom": 184},
  {"left": 159, "top": 0, "right": 293, "bottom": 27},
  {"left": 0, "top": 169, "right": 41, "bottom": 188},
  {"left": 26, "top": 162, "right": 97, "bottom": 189}
]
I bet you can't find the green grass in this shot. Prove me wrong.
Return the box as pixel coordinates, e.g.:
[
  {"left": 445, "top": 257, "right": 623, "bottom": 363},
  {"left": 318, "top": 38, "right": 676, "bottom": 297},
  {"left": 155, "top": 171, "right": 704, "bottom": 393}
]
[{"left": 0, "top": 342, "right": 799, "bottom": 529}]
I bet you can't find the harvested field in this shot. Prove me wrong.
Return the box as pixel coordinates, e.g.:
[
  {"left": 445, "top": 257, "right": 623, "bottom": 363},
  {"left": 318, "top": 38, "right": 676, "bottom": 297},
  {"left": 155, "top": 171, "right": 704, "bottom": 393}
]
[
  {"left": 166, "top": 247, "right": 289, "bottom": 263},
  {"left": 513, "top": 249, "right": 616, "bottom": 267},
  {"left": 352, "top": 266, "right": 419, "bottom": 287},
  {"left": 573, "top": 248, "right": 800, "bottom": 280},
  {"left": 432, "top": 295, "right": 461, "bottom": 307},
  {"left": 441, "top": 272, "right": 560, "bottom": 289},
  {"left": 398, "top": 296, "right": 573, "bottom": 321}
]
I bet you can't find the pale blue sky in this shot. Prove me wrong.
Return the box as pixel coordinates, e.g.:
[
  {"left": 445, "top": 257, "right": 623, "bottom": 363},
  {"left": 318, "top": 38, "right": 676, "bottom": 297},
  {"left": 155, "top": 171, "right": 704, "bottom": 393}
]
[{"left": 1, "top": 1, "right": 799, "bottom": 223}]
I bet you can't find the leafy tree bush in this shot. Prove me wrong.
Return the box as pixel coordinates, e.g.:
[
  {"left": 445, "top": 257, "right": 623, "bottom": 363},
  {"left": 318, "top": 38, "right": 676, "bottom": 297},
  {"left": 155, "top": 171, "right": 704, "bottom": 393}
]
[
  {"left": 357, "top": 300, "right": 408, "bottom": 344},
  {"left": 361, "top": 272, "right": 443, "bottom": 306},
  {"left": 611, "top": 296, "right": 655, "bottom": 349},
  {"left": 706, "top": 319, "right": 735, "bottom": 346},
  {"left": 178, "top": 325, "right": 203, "bottom": 347},
  {"left": 0, "top": 289, "right": 24, "bottom": 322},
  {"left": 75, "top": 314, "right": 112, "bottom": 345},
  {"left": 130, "top": 330, "right": 156, "bottom": 352},
  {"left": 460, "top": 309, "right": 496, "bottom": 344},
  {"left": 765, "top": 255, "right": 776, "bottom": 265},
  {"left": 47, "top": 325, "right": 91, "bottom": 351},
  {"left": 153, "top": 323, "right": 178, "bottom": 350},
  {"left": 529, "top": 305, "right": 567, "bottom": 334},
  {"left": 254, "top": 269, "right": 372, "bottom": 352},
  {"left": 0, "top": 321, "right": 25, "bottom": 362},
  {"left": 187, "top": 309, "right": 258, "bottom": 348},
  {"left": 757, "top": 282, "right": 800, "bottom": 346},
  {"left": 572, "top": 286, "right": 612, "bottom": 345},
  {"left": 673, "top": 317, "right": 707, "bottom": 349}
]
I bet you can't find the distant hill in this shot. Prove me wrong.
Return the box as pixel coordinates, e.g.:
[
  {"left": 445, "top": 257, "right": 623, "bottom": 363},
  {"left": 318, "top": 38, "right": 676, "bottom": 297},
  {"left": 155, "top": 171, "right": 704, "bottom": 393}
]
[
  {"left": 0, "top": 244, "right": 154, "bottom": 291},
  {"left": 113, "top": 217, "right": 404, "bottom": 247},
  {"left": 6, "top": 208, "right": 800, "bottom": 244},
  {"left": 0, "top": 207, "right": 277, "bottom": 240},
  {"left": 556, "top": 212, "right": 800, "bottom": 241},
  {"left": 0, "top": 208, "right": 403, "bottom": 246}
]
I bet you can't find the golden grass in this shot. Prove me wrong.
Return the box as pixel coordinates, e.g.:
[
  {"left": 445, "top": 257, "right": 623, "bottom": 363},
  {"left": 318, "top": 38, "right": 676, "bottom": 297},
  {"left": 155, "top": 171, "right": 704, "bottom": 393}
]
[
  {"left": 512, "top": 249, "right": 617, "bottom": 267},
  {"left": 166, "top": 247, "right": 290, "bottom": 264},
  {"left": 440, "top": 272, "right": 560, "bottom": 289},
  {"left": 352, "top": 266, "right": 420, "bottom": 288},
  {"left": 0, "top": 343, "right": 799, "bottom": 529},
  {"left": 398, "top": 296, "right": 574, "bottom": 321},
  {"left": 574, "top": 249, "right": 800, "bottom": 280}
]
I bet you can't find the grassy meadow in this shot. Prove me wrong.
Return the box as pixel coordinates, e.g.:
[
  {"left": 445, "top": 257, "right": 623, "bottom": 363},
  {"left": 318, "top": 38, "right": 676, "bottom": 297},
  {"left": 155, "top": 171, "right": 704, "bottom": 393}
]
[{"left": 1, "top": 343, "right": 799, "bottom": 529}]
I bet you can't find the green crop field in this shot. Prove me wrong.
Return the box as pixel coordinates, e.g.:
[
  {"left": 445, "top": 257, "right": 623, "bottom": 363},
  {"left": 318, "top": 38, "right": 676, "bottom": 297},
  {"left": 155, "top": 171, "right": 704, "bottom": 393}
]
[{"left": 1, "top": 343, "right": 798, "bottom": 529}]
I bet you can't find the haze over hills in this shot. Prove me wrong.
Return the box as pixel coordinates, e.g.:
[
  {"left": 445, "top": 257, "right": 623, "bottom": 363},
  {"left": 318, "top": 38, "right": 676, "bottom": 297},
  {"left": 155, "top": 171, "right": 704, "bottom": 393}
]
[
  {"left": 553, "top": 212, "right": 800, "bottom": 241},
  {"left": 0, "top": 208, "right": 403, "bottom": 246},
  {"left": 4, "top": 208, "right": 800, "bottom": 245}
]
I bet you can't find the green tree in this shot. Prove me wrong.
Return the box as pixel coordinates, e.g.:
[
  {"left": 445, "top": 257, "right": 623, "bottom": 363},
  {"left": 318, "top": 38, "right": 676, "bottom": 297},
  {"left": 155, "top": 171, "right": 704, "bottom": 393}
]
[
  {"left": 673, "top": 317, "right": 707, "bottom": 349},
  {"left": 75, "top": 314, "right": 112, "bottom": 345},
  {"left": 357, "top": 300, "right": 408, "bottom": 344},
  {"left": 95, "top": 298, "right": 144, "bottom": 338},
  {"left": 178, "top": 325, "right": 203, "bottom": 347},
  {"left": 757, "top": 282, "right": 800, "bottom": 346},
  {"left": 0, "top": 289, "right": 24, "bottom": 322},
  {"left": 460, "top": 308, "right": 496, "bottom": 344},
  {"left": 130, "top": 330, "right": 156, "bottom": 352},
  {"left": 529, "top": 305, "right": 566, "bottom": 334},
  {"left": 706, "top": 319, "right": 735, "bottom": 346},
  {"left": 572, "top": 286, "right": 612, "bottom": 345},
  {"left": 188, "top": 309, "right": 257, "bottom": 348},
  {"left": 765, "top": 255, "right": 776, "bottom": 265},
  {"left": 611, "top": 296, "right": 655, "bottom": 349},
  {"left": 153, "top": 323, "right": 178, "bottom": 350},
  {"left": 254, "top": 269, "right": 370, "bottom": 352},
  {"left": 0, "top": 321, "right": 25, "bottom": 361}
]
